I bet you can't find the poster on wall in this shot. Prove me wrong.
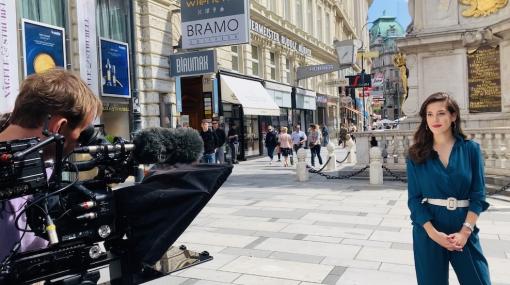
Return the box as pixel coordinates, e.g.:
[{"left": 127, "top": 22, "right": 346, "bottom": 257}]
[
  {"left": 0, "top": 0, "right": 19, "bottom": 113},
  {"left": 22, "top": 19, "right": 66, "bottom": 76},
  {"left": 99, "top": 38, "right": 131, "bottom": 98}
]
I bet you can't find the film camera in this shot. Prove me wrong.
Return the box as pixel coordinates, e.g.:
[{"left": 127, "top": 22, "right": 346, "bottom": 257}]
[{"left": 0, "top": 125, "right": 232, "bottom": 284}]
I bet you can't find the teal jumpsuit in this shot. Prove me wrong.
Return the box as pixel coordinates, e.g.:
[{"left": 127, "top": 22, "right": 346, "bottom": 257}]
[{"left": 407, "top": 136, "right": 491, "bottom": 285}]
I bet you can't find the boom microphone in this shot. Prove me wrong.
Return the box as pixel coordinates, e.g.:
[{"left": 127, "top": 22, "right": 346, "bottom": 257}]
[{"left": 132, "top": 127, "right": 204, "bottom": 164}]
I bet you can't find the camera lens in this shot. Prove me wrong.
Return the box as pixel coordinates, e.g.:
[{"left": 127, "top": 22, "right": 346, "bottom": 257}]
[{"left": 98, "top": 225, "right": 112, "bottom": 239}]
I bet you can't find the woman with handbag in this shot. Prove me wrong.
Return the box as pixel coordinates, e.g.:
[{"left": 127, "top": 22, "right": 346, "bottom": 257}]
[{"left": 278, "top": 127, "right": 292, "bottom": 167}]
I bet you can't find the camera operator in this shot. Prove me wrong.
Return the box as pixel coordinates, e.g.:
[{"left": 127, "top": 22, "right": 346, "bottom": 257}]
[{"left": 0, "top": 69, "right": 102, "bottom": 263}]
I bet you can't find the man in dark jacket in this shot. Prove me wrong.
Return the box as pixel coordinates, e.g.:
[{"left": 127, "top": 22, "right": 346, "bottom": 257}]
[
  {"left": 265, "top": 125, "right": 278, "bottom": 165},
  {"left": 199, "top": 119, "right": 218, "bottom": 164},
  {"left": 212, "top": 119, "right": 226, "bottom": 164}
]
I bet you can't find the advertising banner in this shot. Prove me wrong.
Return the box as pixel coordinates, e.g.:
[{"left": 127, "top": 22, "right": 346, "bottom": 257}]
[
  {"left": 0, "top": 1, "right": 19, "bottom": 113},
  {"left": 99, "top": 38, "right": 131, "bottom": 98},
  {"left": 22, "top": 19, "right": 66, "bottom": 76},
  {"left": 169, "top": 50, "right": 217, "bottom": 77},
  {"left": 77, "top": 0, "right": 99, "bottom": 95},
  {"left": 181, "top": 0, "right": 250, "bottom": 49}
]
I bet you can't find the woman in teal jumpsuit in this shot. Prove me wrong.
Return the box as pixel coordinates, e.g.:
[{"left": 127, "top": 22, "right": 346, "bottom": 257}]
[{"left": 407, "top": 92, "right": 491, "bottom": 285}]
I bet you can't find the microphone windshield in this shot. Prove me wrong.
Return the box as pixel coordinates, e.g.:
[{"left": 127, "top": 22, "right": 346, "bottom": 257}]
[{"left": 133, "top": 127, "right": 203, "bottom": 165}]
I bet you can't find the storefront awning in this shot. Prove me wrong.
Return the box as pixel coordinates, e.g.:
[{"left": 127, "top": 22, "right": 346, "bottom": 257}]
[{"left": 221, "top": 75, "right": 280, "bottom": 116}]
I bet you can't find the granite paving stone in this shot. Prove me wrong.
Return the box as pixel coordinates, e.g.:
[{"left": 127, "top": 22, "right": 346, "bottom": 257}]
[{"left": 143, "top": 154, "right": 510, "bottom": 285}]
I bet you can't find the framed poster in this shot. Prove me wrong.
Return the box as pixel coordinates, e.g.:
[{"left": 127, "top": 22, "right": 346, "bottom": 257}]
[
  {"left": 99, "top": 38, "right": 131, "bottom": 98},
  {"left": 22, "top": 19, "right": 66, "bottom": 76}
]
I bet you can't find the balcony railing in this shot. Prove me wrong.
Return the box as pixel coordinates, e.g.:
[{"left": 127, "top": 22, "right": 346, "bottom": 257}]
[{"left": 354, "top": 127, "right": 510, "bottom": 176}]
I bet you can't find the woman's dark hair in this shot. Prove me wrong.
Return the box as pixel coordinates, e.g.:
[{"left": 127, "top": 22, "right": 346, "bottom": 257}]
[{"left": 408, "top": 92, "right": 466, "bottom": 164}]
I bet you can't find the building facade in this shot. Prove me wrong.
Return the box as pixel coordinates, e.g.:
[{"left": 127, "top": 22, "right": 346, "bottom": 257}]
[
  {"left": 398, "top": 0, "right": 510, "bottom": 129},
  {"left": 0, "top": 0, "right": 371, "bottom": 159},
  {"left": 369, "top": 14, "right": 405, "bottom": 123}
]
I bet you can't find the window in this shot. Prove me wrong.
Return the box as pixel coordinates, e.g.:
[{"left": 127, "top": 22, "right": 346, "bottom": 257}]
[
  {"left": 285, "top": 58, "right": 291, "bottom": 84},
  {"left": 325, "top": 12, "right": 331, "bottom": 45},
  {"left": 251, "top": 45, "right": 260, "bottom": 76},
  {"left": 307, "top": 0, "right": 313, "bottom": 34},
  {"left": 283, "top": 0, "right": 291, "bottom": 21},
  {"left": 296, "top": 0, "right": 304, "bottom": 29},
  {"left": 231, "top": 46, "right": 240, "bottom": 71},
  {"left": 269, "top": 51, "right": 277, "bottom": 80},
  {"left": 317, "top": 6, "right": 323, "bottom": 41},
  {"left": 97, "top": 0, "right": 128, "bottom": 42},
  {"left": 22, "top": 0, "right": 65, "bottom": 27}
]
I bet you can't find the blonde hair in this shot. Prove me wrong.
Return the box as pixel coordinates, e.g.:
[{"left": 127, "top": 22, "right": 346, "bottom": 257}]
[
  {"left": 11, "top": 69, "right": 102, "bottom": 129},
  {"left": 281, "top": 126, "right": 288, "bottom": 133}
]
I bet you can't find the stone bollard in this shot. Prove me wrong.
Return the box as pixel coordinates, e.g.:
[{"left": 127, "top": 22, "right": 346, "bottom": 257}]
[
  {"left": 345, "top": 138, "right": 357, "bottom": 164},
  {"left": 369, "top": 146, "right": 383, "bottom": 185},
  {"left": 296, "top": 148, "right": 309, "bottom": 181},
  {"left": 326, "top": 142, "right": 337, "bottom": 171}
]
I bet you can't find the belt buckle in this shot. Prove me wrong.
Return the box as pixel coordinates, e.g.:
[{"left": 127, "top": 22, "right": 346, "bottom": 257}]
[{"left": 446, "top": 197, "right": 457, "bottom": 210}]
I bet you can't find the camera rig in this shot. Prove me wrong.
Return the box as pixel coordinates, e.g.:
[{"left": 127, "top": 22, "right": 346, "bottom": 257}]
[{"left": 0, "top": 126, "right": 231, "bottom": 285}]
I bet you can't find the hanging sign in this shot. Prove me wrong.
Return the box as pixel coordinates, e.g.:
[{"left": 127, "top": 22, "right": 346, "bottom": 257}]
[
  {"left": 181, "top": 0, "right": 250, "bottom": 49},
  {"left": 0, "top": 1, "right": 19, "bottom": 113}
]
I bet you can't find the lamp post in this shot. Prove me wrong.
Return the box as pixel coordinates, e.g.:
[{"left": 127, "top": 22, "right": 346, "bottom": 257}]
[{"left": 358, "top": 21, "right": 374, "bottom": 131}]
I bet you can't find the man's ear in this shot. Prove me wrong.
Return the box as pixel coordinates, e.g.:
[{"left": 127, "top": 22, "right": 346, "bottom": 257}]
[{"left": 48, "top": 115, "right": 68, "bottom": 134}]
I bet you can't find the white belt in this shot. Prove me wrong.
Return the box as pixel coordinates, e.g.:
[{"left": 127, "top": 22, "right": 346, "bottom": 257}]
[{"left": 422, "top": 197, "right": 469, "bottom": 211}]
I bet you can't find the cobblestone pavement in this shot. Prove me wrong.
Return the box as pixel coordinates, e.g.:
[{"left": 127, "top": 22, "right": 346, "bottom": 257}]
[{"left": 144, "top": 148, "right": 510, "bottom": 285}]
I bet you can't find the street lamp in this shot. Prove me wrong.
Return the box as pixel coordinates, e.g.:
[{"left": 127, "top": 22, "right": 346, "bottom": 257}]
[{"left": 358, "top": 21, "right": 374, "bottom": 131}]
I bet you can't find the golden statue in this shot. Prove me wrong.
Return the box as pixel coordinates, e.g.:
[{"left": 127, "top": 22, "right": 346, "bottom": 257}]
[
  {"left": 393, "top": 52, "right": 409, "bottom": 101},
  {"left": 459, "top": 0, "right": 508, "bottom": 17}
]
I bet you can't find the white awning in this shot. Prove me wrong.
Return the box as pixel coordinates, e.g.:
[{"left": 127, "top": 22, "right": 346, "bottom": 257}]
[{"left": 220, "top": 75, "right": 280, "bottom": 116}]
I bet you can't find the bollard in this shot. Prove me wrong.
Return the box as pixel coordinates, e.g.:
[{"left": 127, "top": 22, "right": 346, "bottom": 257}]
[
  {"left": 326, "top": 142, "right": 337, "bottom": 171},
  {"left": 369, "top": 146, "right": 383, "bottom": 185},
  {"left": 345, "top": 138, "right": 357, "bottom": 164},
  {"left": 296, "top": 148, "right": 309, "bottom": 181}
]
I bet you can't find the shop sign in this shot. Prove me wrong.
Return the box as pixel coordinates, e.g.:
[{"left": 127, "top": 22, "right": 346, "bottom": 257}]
[
  {"left": 467, "top": 45, "right": 501, "bottom": 113},
  {"left": 251, "top": 20, "right": 311, "bottom": 56},
  {"left": 0, "top": 0, "right": 19, "bottom": 113},
  {"left": 99, "top": 38, "right": 131, "bottom": 98},
  {"left": 22, "top": 19, "right": 66, "bottom": 76},
  {"left": 316, "top": 95, "right": 328, "bottom": 104},
  {"left": 181, "top": 0, "right": 250, "bottom": 49},
  {"left": 325, "top": 78, "right": 348, "bottom": 87},
  {"left": 297, "top": 63, "right": 341, "bottom": 80},
  {"left": 76, "top": 0, "right": 99, "bottom": 95},
  {"left": 169, "top": 50, "right": 217, "bottom": 77},
  {"left": 103, "top": 102, "right": 129, "bottom": 112}
]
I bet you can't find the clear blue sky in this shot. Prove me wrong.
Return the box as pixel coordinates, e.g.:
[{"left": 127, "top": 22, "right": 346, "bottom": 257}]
[{"left": 368, "top": 0, "right": 411, "bottom": 32}]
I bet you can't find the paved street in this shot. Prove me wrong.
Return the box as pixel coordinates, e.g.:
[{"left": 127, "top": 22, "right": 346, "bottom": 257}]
[{"left": 146, "top": 148, "right": 510, "bottom": 285}]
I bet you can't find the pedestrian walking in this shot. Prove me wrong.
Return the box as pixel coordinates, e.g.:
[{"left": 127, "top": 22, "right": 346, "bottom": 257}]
[
  {"left": 338, "top": 123, "right": 348, "bottom": 148},
  {"left": 349, "top": 123, "right": 357, "bottom": 142},
  {"left": 291, "top": 124, "right": 307, "bottom": 155},
  {"left": 199, "top": 119, "right": 218, "bottom": 164},
  {"left": 407, "top": 92, "right": 491, "bottom": 285},
  {"left": 308, "top": 124, "right": 323, "bottom": 167},
  {"left": 227, "top": 123, "right": 239, "bottom": 164},
  {"left": 321, "top": 124, "right": 330, "bottom": 146},
  {"left": 264, "top": 125, "right": 278, "bottom": 165},
  {"left": 212, "top": 119, "right": 226, "bottom": 164},
  {"left": 278, "top": 127, "right": 292, "bottom": 167}
]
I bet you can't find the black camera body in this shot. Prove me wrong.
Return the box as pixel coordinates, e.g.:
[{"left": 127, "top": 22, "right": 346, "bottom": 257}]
[
  {"left": 0, "top": 138, "right": 48, "bottom": 200},
  {"left": 0, "top": 126, "right": 232, "bottom": 285}
]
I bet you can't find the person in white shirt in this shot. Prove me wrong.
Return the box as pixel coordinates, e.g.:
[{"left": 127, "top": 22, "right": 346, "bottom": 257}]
[{"left": 290, "top": 124, "right": 307, "bottom": 155}]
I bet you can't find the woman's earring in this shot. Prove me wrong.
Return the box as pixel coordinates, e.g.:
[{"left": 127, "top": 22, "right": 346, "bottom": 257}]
[
  {"left": 452, "top": 121, "right": 456, "bottom": 129},
  {"left": 425, "top": 124, "right": 429, "bottom": 131}
]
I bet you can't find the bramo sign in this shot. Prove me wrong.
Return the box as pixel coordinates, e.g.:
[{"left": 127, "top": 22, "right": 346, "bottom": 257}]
[{"left": 181, "top": 0, "right": 250, "bottom": 49}]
